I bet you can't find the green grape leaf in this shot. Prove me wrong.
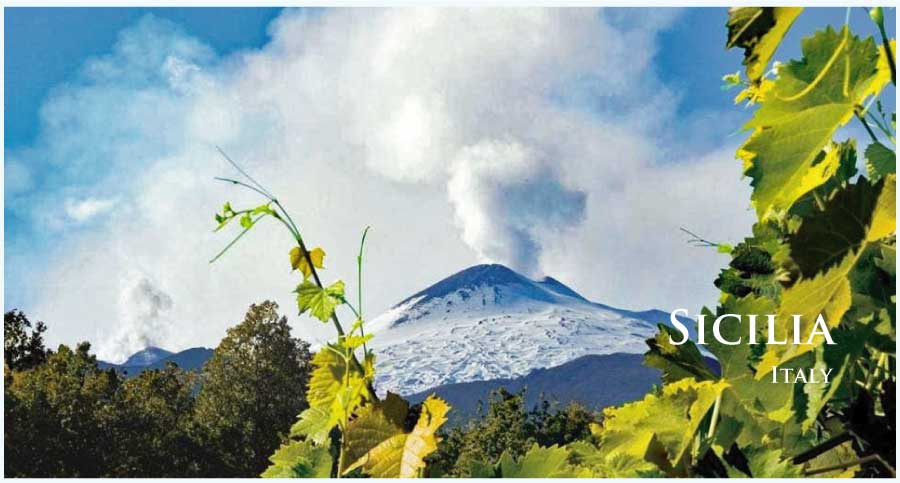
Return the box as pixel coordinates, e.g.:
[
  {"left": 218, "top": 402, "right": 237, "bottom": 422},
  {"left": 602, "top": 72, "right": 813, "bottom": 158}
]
[
  {"left": 789, "top": 140, "right": 858, "bottom": 218},
  {"left": 290, "top": 406, "right": 331, "bottom": 443},
  {"left": 214, "top": 201, "right": 236, "bottom": 231},
  {"left": 568, "top": 441, "right": 661, "bottom": 477},
  {"left": 739, "top": 27, "right": 892, "bottom": 219},
  {"left": 344, "top": 395, "right": 449, "bottom": 478},
  {"left": 849, "top": 239, "right": 896, "bottom": 317},
  {"left": 240, "top": 213, "right": 253, "bottom": 229},
  {"left": 801, "top": 321, "right": 874, "bottom": 432},
  {"left": 339, "top": 392, "right": 409, "bottom": 475},
  {"left": 466, "top": 460, "right": 497, "bottom": 478},
  {"left": 703, "top": 294, "right": 776, "bottom": 380},
  {"left": 865, "top": 141, "right": 896, "bottom": 181},
  {"left": 875, "top": 243, "right": 896, "bottom": 278},
  {"left": 738, "top": 446, "right": 803, "bottom": 478},
  {"left": 757, "top": 252, "right": 856, "bottom": 378},
  {"left": 251, "top": 202, "right": 276, "bottom": 216},
  {"left": 497, "top": 444, "right": 580, "bottom": 478},
  {"left": 595, "top": 378, "right": 728, "bottom": 475},
  {"left": 340, "top": 334, "right": 373, "bottom": 350},
  {"left": 262, "top": 438, "right": 333, "bottom": 478},
  {"left": 296, "top": 279, "right": 344, "bottom": 322},
  {"left": 801, "top": 441, "right": 860, "bottom": 477},
  {"left": 290, "top": 246, "right": 326, "bottom": 279},
  {"left": 790, "top": 175, "right": 896, "bottom": 278},
  {"left": 697, "top": 295, "right": 803, "bottom": 449},
  {"left": 292, "top": 346, "right": 369, "bottom": 444},
  {"left": 340, "top": 399, "right": 404, "bottom": 474},
  {"left": 378, "top": 392, "right": 410, "bottom": 428},
  {"left": 726, "top": 7, "right": 803, "bottom": 83},
  {"left": 644, "top": 324, "right": 716, "bottom": 384}
]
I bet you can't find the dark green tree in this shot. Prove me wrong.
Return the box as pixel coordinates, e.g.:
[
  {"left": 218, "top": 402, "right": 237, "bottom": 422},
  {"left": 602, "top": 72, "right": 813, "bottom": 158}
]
[
  {"left": 192, "top": 301, "right": 313, "bottom": 476},
  {"left": 4, "top": 310, "right": 49, "bottom": 372},
  {"left": 427, "top": 388, "right": 597, "bottom": 477},
  {"left": 99, "top": 363, "right": 201, "bottom": 477},
  {"left": 4, "top": 342, "right": 119, "bottom": 477}
]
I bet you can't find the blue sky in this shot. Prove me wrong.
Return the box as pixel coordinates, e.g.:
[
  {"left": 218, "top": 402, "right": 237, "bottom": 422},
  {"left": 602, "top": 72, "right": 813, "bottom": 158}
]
[
  {"left": 4, "top": 7, "right": 895, "bottom": 360},
  {"left": 5, "top": 8, "right": 283, "bottom": 149}
]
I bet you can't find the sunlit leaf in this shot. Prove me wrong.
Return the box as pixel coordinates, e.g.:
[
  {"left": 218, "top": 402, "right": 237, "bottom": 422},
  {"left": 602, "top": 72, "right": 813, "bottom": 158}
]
[{"left": 296, "top": 279, "right": 344, "bottom": 322}]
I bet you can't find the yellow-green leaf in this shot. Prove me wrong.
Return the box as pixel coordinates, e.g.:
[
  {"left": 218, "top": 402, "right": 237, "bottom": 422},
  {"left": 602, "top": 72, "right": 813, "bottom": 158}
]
[
  {"left": 340, "top": 393, "right": 409, "bottom": 474},
  {"left": 341, "top": 334, "right": 373, "bottom": 350},
  {"left": 293, "top": 347, "right": 369, "bottom": 444},
  {"left": 790, "top": 175, "right": 895, "bottom": 277},
  {"left": 345, "top": 395, "right": 449, "bottom": 478},
  {"left": 644, "top": 324, "right": 717, "bottom": 384},
  {"left": 296, "top": 279, "right": 345, "bottom": 322},
  {"left": 756, "top": 253, "right": 855, "bottom": 378},
  {"left": 740, "top": 27, "right": 891, "bottom": 219},
  {"left": 595, "top": 379, "right": 728, "bottom": 475},
  {"left": 262, "top": 438, "right": 333, "bottom": 478},
  {"left": 239, "top": 213, "right": 253, "bottom": 229},
  {"left": 865, "top": 142, "right": 896, "bottom": 181},
  {"left": 726, "top": 7, "right": 803, "bottom": 83},
  {"left": 290, "top": 246, "right": 326, "bottom": 279},
  {"left": 868, "top": 174, "right": 896, "bottom": 242},
  {"left": 497, "top": 444, "right": 580, "bottom": 477}
]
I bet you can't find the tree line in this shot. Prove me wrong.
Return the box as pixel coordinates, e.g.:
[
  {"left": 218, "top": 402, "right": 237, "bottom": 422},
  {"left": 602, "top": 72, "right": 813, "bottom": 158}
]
[
  {"left": 4, "top": 301, "right": 311, "bottom": 477},
  {"left": 4, "top": 302, "right": 597, "bottom": 477}
]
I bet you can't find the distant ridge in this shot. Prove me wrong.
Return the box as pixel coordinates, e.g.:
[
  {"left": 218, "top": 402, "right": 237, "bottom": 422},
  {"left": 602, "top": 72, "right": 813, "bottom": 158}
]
[
  {"left": 122, "top": 346, "right": 173, "bottom": 367},
  {"left": 408, "top": 353, "right": 720, "bottom": 425},
  {"left": 99, "top": 347, "right": 213, "bottom": 377},
  {"left": 407, "top": 353, "right": 661, "bottom": 425}
]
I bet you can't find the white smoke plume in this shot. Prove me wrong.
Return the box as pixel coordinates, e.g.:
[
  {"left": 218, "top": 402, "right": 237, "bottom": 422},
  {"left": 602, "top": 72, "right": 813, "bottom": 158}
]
[{"left": 107, "top": 276, "right": 174, "bottom": 362}]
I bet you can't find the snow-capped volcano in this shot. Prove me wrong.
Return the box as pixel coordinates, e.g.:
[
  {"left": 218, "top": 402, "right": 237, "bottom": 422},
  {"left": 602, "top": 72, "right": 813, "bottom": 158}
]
[{"left": 368, "top": 264, "right": 675, "bottom": 395}]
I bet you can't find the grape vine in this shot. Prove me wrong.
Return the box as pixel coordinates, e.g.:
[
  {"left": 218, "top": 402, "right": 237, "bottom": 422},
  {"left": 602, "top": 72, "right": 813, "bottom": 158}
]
[
  {"left": 210, "top": 152, "right": 450, "bottom": 478},
  {"left": 613, "top": 7, "right": 896, "bottom": 477}
]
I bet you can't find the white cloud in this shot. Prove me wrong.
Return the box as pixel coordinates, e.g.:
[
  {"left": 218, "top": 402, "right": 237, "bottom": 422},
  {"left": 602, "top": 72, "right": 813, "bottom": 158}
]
[
  {"left": 8, "top": 9, "right": 754, "bottom": 361},
  {"left": 64, "top": 197, "right": 118, "bottom": 223}
]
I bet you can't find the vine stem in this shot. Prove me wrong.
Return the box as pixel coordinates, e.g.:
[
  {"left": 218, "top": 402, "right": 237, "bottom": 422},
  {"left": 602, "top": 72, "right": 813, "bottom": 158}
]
[
  {"left": 214, "top": 148, "right": 378, "bottom": 401},
  {"left": 357, "top": 226, "right": 371, "bottom": 355},
  {"left": 803, "top": 454, "right": 893, "bottom": 477},
  {"left": 871, "top": 8, "right": 896, "bottom": 85},
  {"left": 337, "top": 447, "right": 345, "bottom": 478},
  {"left": 791, "top": 432, "right": 853, "bottom": 464},
  {"left": 706, "top": 392, "right": 723, "bottom": 439},
  {"left": 855, "top": 110, "right": 880, "bottom": 144},
  {"left": 680, "top": 227, "right": 719, "bottom": 248}
]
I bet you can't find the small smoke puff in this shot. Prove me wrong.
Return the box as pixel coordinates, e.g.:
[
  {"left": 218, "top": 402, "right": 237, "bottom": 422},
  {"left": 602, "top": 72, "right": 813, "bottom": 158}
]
[
  {"left": 108, "top": 276, "right": 174, "bottom": 362},
  {"left": 448, "top": 140, "right": 586, "bottom": 275}
]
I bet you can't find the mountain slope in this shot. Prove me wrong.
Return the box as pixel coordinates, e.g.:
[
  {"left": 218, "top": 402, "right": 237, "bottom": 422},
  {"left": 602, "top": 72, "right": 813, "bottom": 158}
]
[
  {"left": 407, "top": 353, "right": 661, "bottom": 425},
  {"left": 369, "top": 264, "right": 685, "bottom": 395},
  {"left": 408, "top": 352, "right": 720, "bottom": 425}
]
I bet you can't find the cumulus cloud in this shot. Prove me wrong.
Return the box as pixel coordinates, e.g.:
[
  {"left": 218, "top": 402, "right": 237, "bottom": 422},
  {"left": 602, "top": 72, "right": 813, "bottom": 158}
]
[{"left": 7, "top": 9, "right": 754, "bottom": 360}]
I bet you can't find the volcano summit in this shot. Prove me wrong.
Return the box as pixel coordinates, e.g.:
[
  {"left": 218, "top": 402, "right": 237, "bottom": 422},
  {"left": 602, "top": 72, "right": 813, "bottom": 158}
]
[{"left": 368, "top": 264, "right": 681, "bottom": 395}]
